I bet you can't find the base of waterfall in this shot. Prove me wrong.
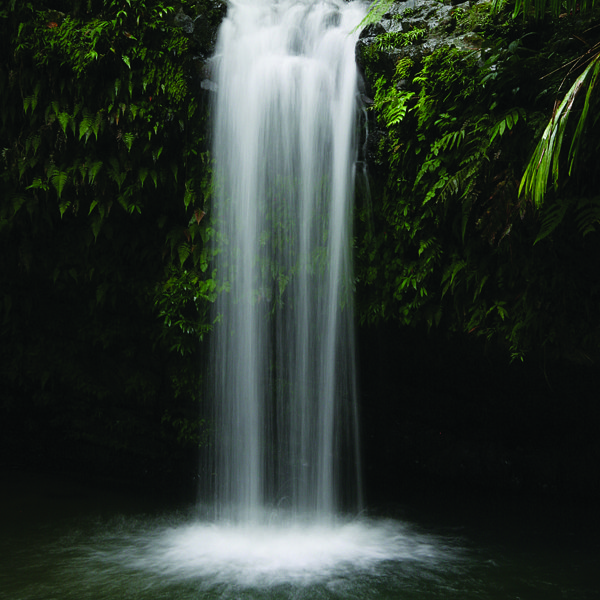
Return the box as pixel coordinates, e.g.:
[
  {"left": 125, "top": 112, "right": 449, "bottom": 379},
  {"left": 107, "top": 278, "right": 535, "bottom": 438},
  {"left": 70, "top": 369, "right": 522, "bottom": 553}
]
[
  {"left": 7, "top": 476, "right": 595, "bottom": 600},
  {"left": 91, "top": 514, "right": 454, "bottom": 589}
]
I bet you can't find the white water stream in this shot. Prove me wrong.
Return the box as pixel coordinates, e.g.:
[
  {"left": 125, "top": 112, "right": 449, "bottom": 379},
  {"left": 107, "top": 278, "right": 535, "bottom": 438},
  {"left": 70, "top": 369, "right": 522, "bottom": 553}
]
[
  {"left": 3, "top": 4, "right": 598, "bottom": 599},
  {"left": 207, "top": 0, "right": 366, "bottom": 523}
]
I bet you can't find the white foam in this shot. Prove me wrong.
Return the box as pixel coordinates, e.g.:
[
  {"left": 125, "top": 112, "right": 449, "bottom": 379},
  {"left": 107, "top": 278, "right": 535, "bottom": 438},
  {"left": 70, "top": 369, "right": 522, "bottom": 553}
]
[{"left": 113, "top": 517, "right": 443, "bottom": 588}]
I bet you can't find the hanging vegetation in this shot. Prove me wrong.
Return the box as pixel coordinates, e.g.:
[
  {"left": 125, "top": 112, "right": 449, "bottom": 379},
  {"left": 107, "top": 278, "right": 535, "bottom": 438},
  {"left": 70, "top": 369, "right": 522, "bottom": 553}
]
[
  {"left": 356, "top": 0, "right": 600, "bottom": 362},
  {"left": 0, "top": 0, "right": 224, "bottom": 478}
]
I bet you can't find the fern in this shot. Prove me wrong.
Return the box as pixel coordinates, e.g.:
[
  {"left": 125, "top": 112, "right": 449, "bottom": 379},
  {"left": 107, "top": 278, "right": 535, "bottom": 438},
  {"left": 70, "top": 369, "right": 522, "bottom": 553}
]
[
  {"left": 87, "top": 160, "right": 103, "bottom": 184},
  {"left": 138, "top": 166, "right": 149, "bottom": 188},
  {"left": 374, "top": 28, "right": 426, "bottom": 51},
  {"left": 534, "top": 199, "right": 569, "bottom": 244},
  {"left": 25, "top": 133, "right": 41, "bottom": 155},
  {"left": 49, "top": 166, "right": 69, "bottom": 199},
  {"left": 123, "top": 132, "right": 135, "bottom": 152},
  {"left": 57, "top": 111, "right": 71, "bottom": 136},
  {"left": 441, "top": 259, "right": 467, "bottom": 296},
  {"left": 384, "top": 91, "right": 415, "bottom": 126},
  {"left": 575, "top": 196, "right": 600, "bottom": 236},
  {"left": 58, "top": 200, "right": 72, "bottom": 217},
  {"left": 431, "top": 129, "right": 466, "bottom": 156},
  {"left": 79, "top": 110, "right": 94, "bottom": 141},
  {"left": 489, "top": 108, "right": 523, "bottom": 143}
]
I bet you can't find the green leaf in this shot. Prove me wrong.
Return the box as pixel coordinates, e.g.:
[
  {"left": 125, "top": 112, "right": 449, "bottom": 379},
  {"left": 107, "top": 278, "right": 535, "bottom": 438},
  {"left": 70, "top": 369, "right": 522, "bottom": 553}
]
[
  {"left": 520, "top": 54, "right": 600, "bottom": 207},
  {"left": 153, "top": 146, "right": 163, "bottom": 162},
  {"left": 138, "top": 167, "right": 149, "bottom": 187},
  {"left": 178, "top": 244, "right": 191, "bottom": 267},
  {"left": 50, "top": 168, "right": 68, "bottom": 198},
  {"left": 59, "top": 200, "right": 71, "bottom": 217},
  {"left": 353, "top": 0, "right": 396, "bottom": 33},
  {"left": 183, "top": 186, "right": 194, "bottom": 209},
  {"left": 575, "top": 196, "right": 600, "bottom": 237},
  {"left": 123, "top": 132, "right": 135, "bottom": 152},
  {"left": 110, "top": 169, "right": 127, "bottom": 190},
  {"left": 58, "top": 112, "right": 71, "bottom": 136},
  {"left": 88, "top": 160, "right": 103, "bottom": 184},
  {"left": 91, "top": 112, "right": 102, "bottom": 140},
  {"left": 567, "top": 55, "right": 600, "bottom": 177},
  {"left": 490, "top": 109, "right": 522, "bottom": 143},
  {"left": 23, "top": 95, "right": 33, "bottom": 115},
  {"left": 534, "top": 199, "right": 569, "bottom": 244},
  {"left": 27, "top": 177, "right": 48, "bottom": 191},
  {"left": 79, "top": 111, "right": 94, "bottom": 141}
]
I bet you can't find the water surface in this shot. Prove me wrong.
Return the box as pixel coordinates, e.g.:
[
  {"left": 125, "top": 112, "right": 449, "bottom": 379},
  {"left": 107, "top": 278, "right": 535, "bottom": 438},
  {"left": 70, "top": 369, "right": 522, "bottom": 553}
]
[{"left": 2, "top": 472, "right": 598, "bottom": 600}]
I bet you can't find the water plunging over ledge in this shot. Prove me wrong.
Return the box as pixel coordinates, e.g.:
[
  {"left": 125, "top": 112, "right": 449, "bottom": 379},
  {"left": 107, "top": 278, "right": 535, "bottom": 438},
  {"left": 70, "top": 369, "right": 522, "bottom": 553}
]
[
  {"left": 206, "top": 0, "right": 365, "bottom": 523},
  {"left": 3, "top": 5, "right": 600, "bottom": 599}
]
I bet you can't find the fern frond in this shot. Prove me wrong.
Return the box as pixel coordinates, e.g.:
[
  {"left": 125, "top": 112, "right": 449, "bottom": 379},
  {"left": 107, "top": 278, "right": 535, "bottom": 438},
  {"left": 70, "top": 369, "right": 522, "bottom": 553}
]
[
  {"left": 88, "top": 160, "right": 103, "bottom": 184},
  {"left": 575, "top": 196, "right": 600, "bottom": 236},
  {"left": 534, "top": 199, "right": 569, "bottom": 244},
  {"left": 49, "top": 166, "right": 68, "bottom": 199},
  {"left": 57, "top": 112, "right": 71, "bottom": 136},
  {"left": 441, "top": 259, "right": 467, "bottom": 296},
  {"left": 383, "top": 91, "right": 415, "bottom": 126},
  {"left": 439, "top": 159, "right": 481, "bottom": 204},
  {"left": 490, "top": 108, "right": 523, "bottom": 143}
]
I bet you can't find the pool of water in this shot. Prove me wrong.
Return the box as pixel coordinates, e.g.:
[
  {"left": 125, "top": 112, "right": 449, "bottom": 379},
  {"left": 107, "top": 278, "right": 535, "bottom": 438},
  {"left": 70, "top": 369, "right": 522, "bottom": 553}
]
[{"left": 1, "top": 472, "right": 598, "bottom": 599}]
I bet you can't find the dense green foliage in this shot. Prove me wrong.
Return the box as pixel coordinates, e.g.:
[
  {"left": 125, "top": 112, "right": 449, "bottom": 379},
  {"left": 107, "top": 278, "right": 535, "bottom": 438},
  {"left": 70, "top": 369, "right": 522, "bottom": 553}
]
[
  {"left": 356, "top": 1, "right": 600, "bottom": 361},
  {"left": 2, "top": 0, "right": 599, "bottom": 493},
  {"left": 0, "top": 0, "right": 224, "bottom": 477},
  {"left": 520, "top": 49, "right": 600, "bottom": 215},
  {"left": 493, "top": 0, "right": 597, "bottom": 19}
]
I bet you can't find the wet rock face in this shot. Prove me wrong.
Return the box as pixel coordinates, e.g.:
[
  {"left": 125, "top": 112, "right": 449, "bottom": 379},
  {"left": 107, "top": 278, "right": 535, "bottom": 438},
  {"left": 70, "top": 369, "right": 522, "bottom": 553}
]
[
  {"left": 171, "top": 1, "right": 227, "bottom": 58},
  {"left": 175, "top": 8, "right": 195, "bottom": 34},
  {"left": 354, "top": 0, "right": 494, "bottom": 172},
  {"left": 356, "top": 0, "right": 491, "bottom": 85},
  {"left": 171, "top": 1, "right": 227, "bottom": 94}
]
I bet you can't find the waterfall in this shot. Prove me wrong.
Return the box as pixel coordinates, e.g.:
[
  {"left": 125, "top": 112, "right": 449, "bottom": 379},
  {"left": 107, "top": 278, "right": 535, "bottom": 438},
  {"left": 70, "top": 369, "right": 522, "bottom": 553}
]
[{"left": 208, "top": 0, "right": 365, "bottom": 523}]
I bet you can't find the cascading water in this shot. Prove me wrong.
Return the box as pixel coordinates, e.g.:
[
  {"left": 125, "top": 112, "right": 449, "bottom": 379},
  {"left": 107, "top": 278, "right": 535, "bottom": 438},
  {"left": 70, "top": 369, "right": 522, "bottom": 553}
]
[
  {"left": 0, "top": 7, "right": 469, "bottom": 592},
  {"left": 208, "top": 0, "right": 365, "bottom": 523}
]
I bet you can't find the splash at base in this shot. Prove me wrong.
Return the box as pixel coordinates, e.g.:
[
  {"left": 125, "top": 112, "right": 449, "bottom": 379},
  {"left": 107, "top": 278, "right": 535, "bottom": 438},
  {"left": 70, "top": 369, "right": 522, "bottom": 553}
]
[{"left": 93, "top": 515, "right": 452, "bottom": 590}]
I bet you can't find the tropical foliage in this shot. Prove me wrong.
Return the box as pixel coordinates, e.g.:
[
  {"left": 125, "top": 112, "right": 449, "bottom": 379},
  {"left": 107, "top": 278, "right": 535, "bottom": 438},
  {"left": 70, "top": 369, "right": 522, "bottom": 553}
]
[
  {"left": 493, "top": 0, "right": 597, "bottom": 19},
  {"left": 0, "top": 0, "right": 224, "bottom": 477},
  {"left": 491, "top": 0, "right": 600, "bottom": 221},
  {"left": 356, "top": 0, "right": 600, "bottom": 361}
]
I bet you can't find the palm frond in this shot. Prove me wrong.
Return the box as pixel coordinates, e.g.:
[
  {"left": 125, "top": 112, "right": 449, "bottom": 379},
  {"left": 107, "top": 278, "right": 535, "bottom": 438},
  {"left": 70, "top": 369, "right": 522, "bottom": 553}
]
[
  {"left": 520, "top": 52, "right": 600, "bottom": 208},
  {"left": 354, "top": 0, "right": 396, "bottom": 33}
]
